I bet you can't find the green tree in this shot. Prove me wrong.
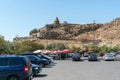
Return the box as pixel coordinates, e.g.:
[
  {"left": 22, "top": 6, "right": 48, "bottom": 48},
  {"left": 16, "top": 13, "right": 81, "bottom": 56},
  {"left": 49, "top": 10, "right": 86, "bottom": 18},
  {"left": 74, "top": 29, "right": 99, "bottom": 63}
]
[
  {"left": 13, "top": 41, "right": 44, "bottom": 54},
  {"left": 0, "top": 36, "right": 9, "bottom": 54},
  {"left": 13, "top": 35, "right": 21, "bottom": 41},
  {"left": 29, "top": 28, "right": 38, "bottom": 35},
  {"left": 92, "top": 46, "right": 100, "bottom": 53}
]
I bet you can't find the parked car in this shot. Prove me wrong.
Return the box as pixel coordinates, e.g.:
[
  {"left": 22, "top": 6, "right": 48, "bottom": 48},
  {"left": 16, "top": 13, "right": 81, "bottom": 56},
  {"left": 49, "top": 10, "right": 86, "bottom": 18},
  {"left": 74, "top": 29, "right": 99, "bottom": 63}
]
[
  {"left": 83, "top": 52, "right": 89, "bottom": 57},
  {"left": 21, "top": 52, "right": 52, "bottom": 64},
  {"left": 21, "top": 55, "right": 49, "bottom": 67},
  {"left": 88, "top": 53, "right": 98, "bottom": 61},
  {"left": 32, "top": 64, "right": 42, "bottom": 76},
  {"left": 43, "top": 55, "right": 54, "bottom": 63},
  {"left": 50, "top": 53, "right": 60, "bottom": 60},
  {"left": 72, "top": 53, "right": 81, "bottom": 61},
  {"left": 103, "top": 53, "right": 115, "bottom": 61},
  {"left": 67, "top": 53, "right": 74, "bottom": 58},
  {"left": 115, "top": 54, "right": 120, "bottom": 61},
  {"left": 0, "top": 55, "right": 33, "bottom": 80},
  {"left": 109, "top": 52, "right": 116, "bottom": 56}
]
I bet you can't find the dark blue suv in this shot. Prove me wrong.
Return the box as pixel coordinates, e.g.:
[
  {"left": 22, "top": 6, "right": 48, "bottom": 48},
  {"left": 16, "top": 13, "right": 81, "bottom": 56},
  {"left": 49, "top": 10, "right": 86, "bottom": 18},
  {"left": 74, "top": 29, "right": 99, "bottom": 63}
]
[
  {"left": 21, "top": 55, "right": 49, "bottom": 67},
  {"left": 21, "top": 52, "right": 52, "bottom": 64},
  {"left": 0, "top": 55, "right": 33, "bottom": 80}
]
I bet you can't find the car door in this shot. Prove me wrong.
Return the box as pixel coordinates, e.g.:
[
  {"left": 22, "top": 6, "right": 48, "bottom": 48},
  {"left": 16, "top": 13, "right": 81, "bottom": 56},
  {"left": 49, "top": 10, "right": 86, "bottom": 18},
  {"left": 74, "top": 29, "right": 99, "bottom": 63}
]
[
  {"left": 0, "top": 58, "right": 9, "bottom": 80},
  {"left": 8, "top": 58, "right": 22, "bottom": 75}
]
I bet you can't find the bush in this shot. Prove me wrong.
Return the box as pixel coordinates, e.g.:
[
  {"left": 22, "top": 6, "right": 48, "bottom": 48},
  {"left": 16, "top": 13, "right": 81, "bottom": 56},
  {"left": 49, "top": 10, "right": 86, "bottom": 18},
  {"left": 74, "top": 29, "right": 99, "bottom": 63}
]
[
  {"left": 70, "top": 46, "right": 81, "bottom": 53},
  {"left": 88, "top": 45, "right": 120, "bottom": 53}
]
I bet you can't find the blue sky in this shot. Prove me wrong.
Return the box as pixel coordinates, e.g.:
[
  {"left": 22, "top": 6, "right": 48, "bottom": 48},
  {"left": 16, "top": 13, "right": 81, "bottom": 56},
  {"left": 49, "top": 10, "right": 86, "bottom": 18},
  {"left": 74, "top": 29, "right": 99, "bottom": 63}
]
[{"left": 0, "top": 0, "right": 120, "bottom": 41}]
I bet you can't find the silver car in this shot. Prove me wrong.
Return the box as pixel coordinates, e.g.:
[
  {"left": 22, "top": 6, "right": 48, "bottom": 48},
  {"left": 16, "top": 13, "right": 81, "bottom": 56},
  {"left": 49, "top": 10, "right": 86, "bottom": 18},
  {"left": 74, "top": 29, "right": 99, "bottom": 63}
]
[
  {"left": 115, "top": 54, "right": 120, "bottom": 61},
  {"left": 103, "top": 53, "right": 115, "bottom": 61}
]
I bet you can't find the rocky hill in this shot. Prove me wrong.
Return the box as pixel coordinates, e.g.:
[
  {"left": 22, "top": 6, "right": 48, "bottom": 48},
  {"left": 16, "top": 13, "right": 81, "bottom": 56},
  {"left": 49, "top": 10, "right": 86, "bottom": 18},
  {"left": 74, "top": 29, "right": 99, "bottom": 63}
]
[{"left": 16, "top": 17, "right": 120, "bottom": 47}]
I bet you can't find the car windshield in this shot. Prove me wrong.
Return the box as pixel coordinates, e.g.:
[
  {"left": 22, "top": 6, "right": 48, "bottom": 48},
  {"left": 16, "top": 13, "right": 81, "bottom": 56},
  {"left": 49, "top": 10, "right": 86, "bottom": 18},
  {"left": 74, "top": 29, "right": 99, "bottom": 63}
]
[
  {"left": 73, "top": 54, "right": 80, "bottom": 56},
  {"left": 90, "top": 54, "right": 96, "bottom": 57},
  {"left": 37, "top": 54, "right": 42, "bottom": 58},
  {"left": 105, "top": 54, "right": 114, "bottom": 57}
]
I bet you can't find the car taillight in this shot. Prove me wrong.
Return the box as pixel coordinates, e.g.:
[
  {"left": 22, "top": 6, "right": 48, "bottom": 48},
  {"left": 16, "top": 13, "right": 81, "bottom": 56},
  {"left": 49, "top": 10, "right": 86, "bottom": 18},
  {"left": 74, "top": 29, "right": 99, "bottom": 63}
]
[{"left": 24, "top": 65, "right": 29, "bottom": 72}]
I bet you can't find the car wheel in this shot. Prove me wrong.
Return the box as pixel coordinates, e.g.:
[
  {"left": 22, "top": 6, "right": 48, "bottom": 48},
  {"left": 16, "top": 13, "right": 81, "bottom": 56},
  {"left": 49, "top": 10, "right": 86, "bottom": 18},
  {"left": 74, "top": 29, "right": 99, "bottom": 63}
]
[{"left": 7, "top": 76, "right": 19, "bottom": 80}]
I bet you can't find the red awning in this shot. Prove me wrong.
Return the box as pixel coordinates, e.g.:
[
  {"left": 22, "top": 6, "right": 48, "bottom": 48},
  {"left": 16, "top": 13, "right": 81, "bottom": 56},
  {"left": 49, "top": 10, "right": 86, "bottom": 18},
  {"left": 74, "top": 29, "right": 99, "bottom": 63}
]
[{"left": 62, "top": 49, "right": 71, "bottom": 53}]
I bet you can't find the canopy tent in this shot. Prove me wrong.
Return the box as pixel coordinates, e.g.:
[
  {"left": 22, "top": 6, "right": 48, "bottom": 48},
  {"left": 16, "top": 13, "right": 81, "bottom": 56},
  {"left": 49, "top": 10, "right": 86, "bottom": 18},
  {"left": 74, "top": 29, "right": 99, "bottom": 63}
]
[
  {"left": 42, "top": 50, "right": 51, "bottom": 54},
  {"left": 52, "top": 50, "right": 62, "bottom": 54},
  {"left": 33, "top": 50, "right": 43, "bottom": 53},
  {"left": 62, "top": 49, "right": 71, "bottom": 53}
]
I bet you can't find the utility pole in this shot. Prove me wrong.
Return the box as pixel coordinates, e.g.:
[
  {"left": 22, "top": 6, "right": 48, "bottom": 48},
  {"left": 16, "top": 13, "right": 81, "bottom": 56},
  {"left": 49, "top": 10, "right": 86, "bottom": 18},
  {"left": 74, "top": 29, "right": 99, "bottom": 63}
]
[
  {"left": 117, "top": 19, "right": 120, "bottom": 46},
  {"left": 110, "top": 19, "right": 115, "bottom": 48},
  {"left": 45, "top": 30, "right": 48, "bottom": 50},
  {"left": 92, "top": 20, "right": 96, "bottom": 46}
]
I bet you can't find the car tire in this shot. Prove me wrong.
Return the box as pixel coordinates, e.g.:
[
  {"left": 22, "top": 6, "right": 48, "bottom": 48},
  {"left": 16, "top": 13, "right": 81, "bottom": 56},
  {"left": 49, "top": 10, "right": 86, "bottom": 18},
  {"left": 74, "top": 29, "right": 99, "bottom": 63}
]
[{"left": 7, "top": 76, "right": 19, "bottom": 80}]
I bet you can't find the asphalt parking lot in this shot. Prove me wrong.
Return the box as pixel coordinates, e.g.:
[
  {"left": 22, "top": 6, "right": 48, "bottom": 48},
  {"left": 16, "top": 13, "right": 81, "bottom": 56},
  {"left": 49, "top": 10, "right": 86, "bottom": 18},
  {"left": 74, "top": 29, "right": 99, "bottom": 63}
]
[{"left": 33, "top": 59, "right": 120, "bottom": 80}]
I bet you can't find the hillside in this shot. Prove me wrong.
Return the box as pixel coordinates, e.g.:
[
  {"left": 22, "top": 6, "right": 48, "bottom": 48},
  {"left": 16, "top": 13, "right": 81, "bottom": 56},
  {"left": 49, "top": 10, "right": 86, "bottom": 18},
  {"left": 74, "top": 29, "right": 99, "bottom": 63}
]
[{"left": 16, "top": 17, "right": 120, "bottom": 47}]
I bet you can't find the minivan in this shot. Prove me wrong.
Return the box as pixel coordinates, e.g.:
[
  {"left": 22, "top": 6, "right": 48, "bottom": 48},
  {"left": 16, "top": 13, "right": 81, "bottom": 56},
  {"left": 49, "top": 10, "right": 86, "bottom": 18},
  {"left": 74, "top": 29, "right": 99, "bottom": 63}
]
[{"left": 0, "top": 55, "right": 33, "bottom": 80}]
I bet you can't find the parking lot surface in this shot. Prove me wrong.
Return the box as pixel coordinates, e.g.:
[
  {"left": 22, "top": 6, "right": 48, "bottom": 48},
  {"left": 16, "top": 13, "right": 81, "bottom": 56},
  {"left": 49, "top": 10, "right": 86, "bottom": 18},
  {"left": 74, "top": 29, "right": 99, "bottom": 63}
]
[{"left": 33, "top": 60, "right": 120, "bottom": 80}]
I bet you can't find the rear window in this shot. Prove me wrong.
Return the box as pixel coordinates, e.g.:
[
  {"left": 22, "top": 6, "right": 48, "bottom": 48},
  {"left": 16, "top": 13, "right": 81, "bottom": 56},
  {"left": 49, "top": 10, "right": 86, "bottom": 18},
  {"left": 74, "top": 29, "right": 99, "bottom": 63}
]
[
  {"left": 23, "top": 57, "right": 31, "bottom": 66},
  {"left": 0, "top": 58, "right": 8, "bottom": 66}
]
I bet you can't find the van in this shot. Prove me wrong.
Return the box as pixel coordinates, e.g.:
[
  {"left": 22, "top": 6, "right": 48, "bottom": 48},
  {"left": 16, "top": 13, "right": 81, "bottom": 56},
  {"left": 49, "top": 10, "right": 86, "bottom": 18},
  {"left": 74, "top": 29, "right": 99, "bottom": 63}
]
[{"left": 0, "top": 55, "right": 33, "bottom": 80}]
